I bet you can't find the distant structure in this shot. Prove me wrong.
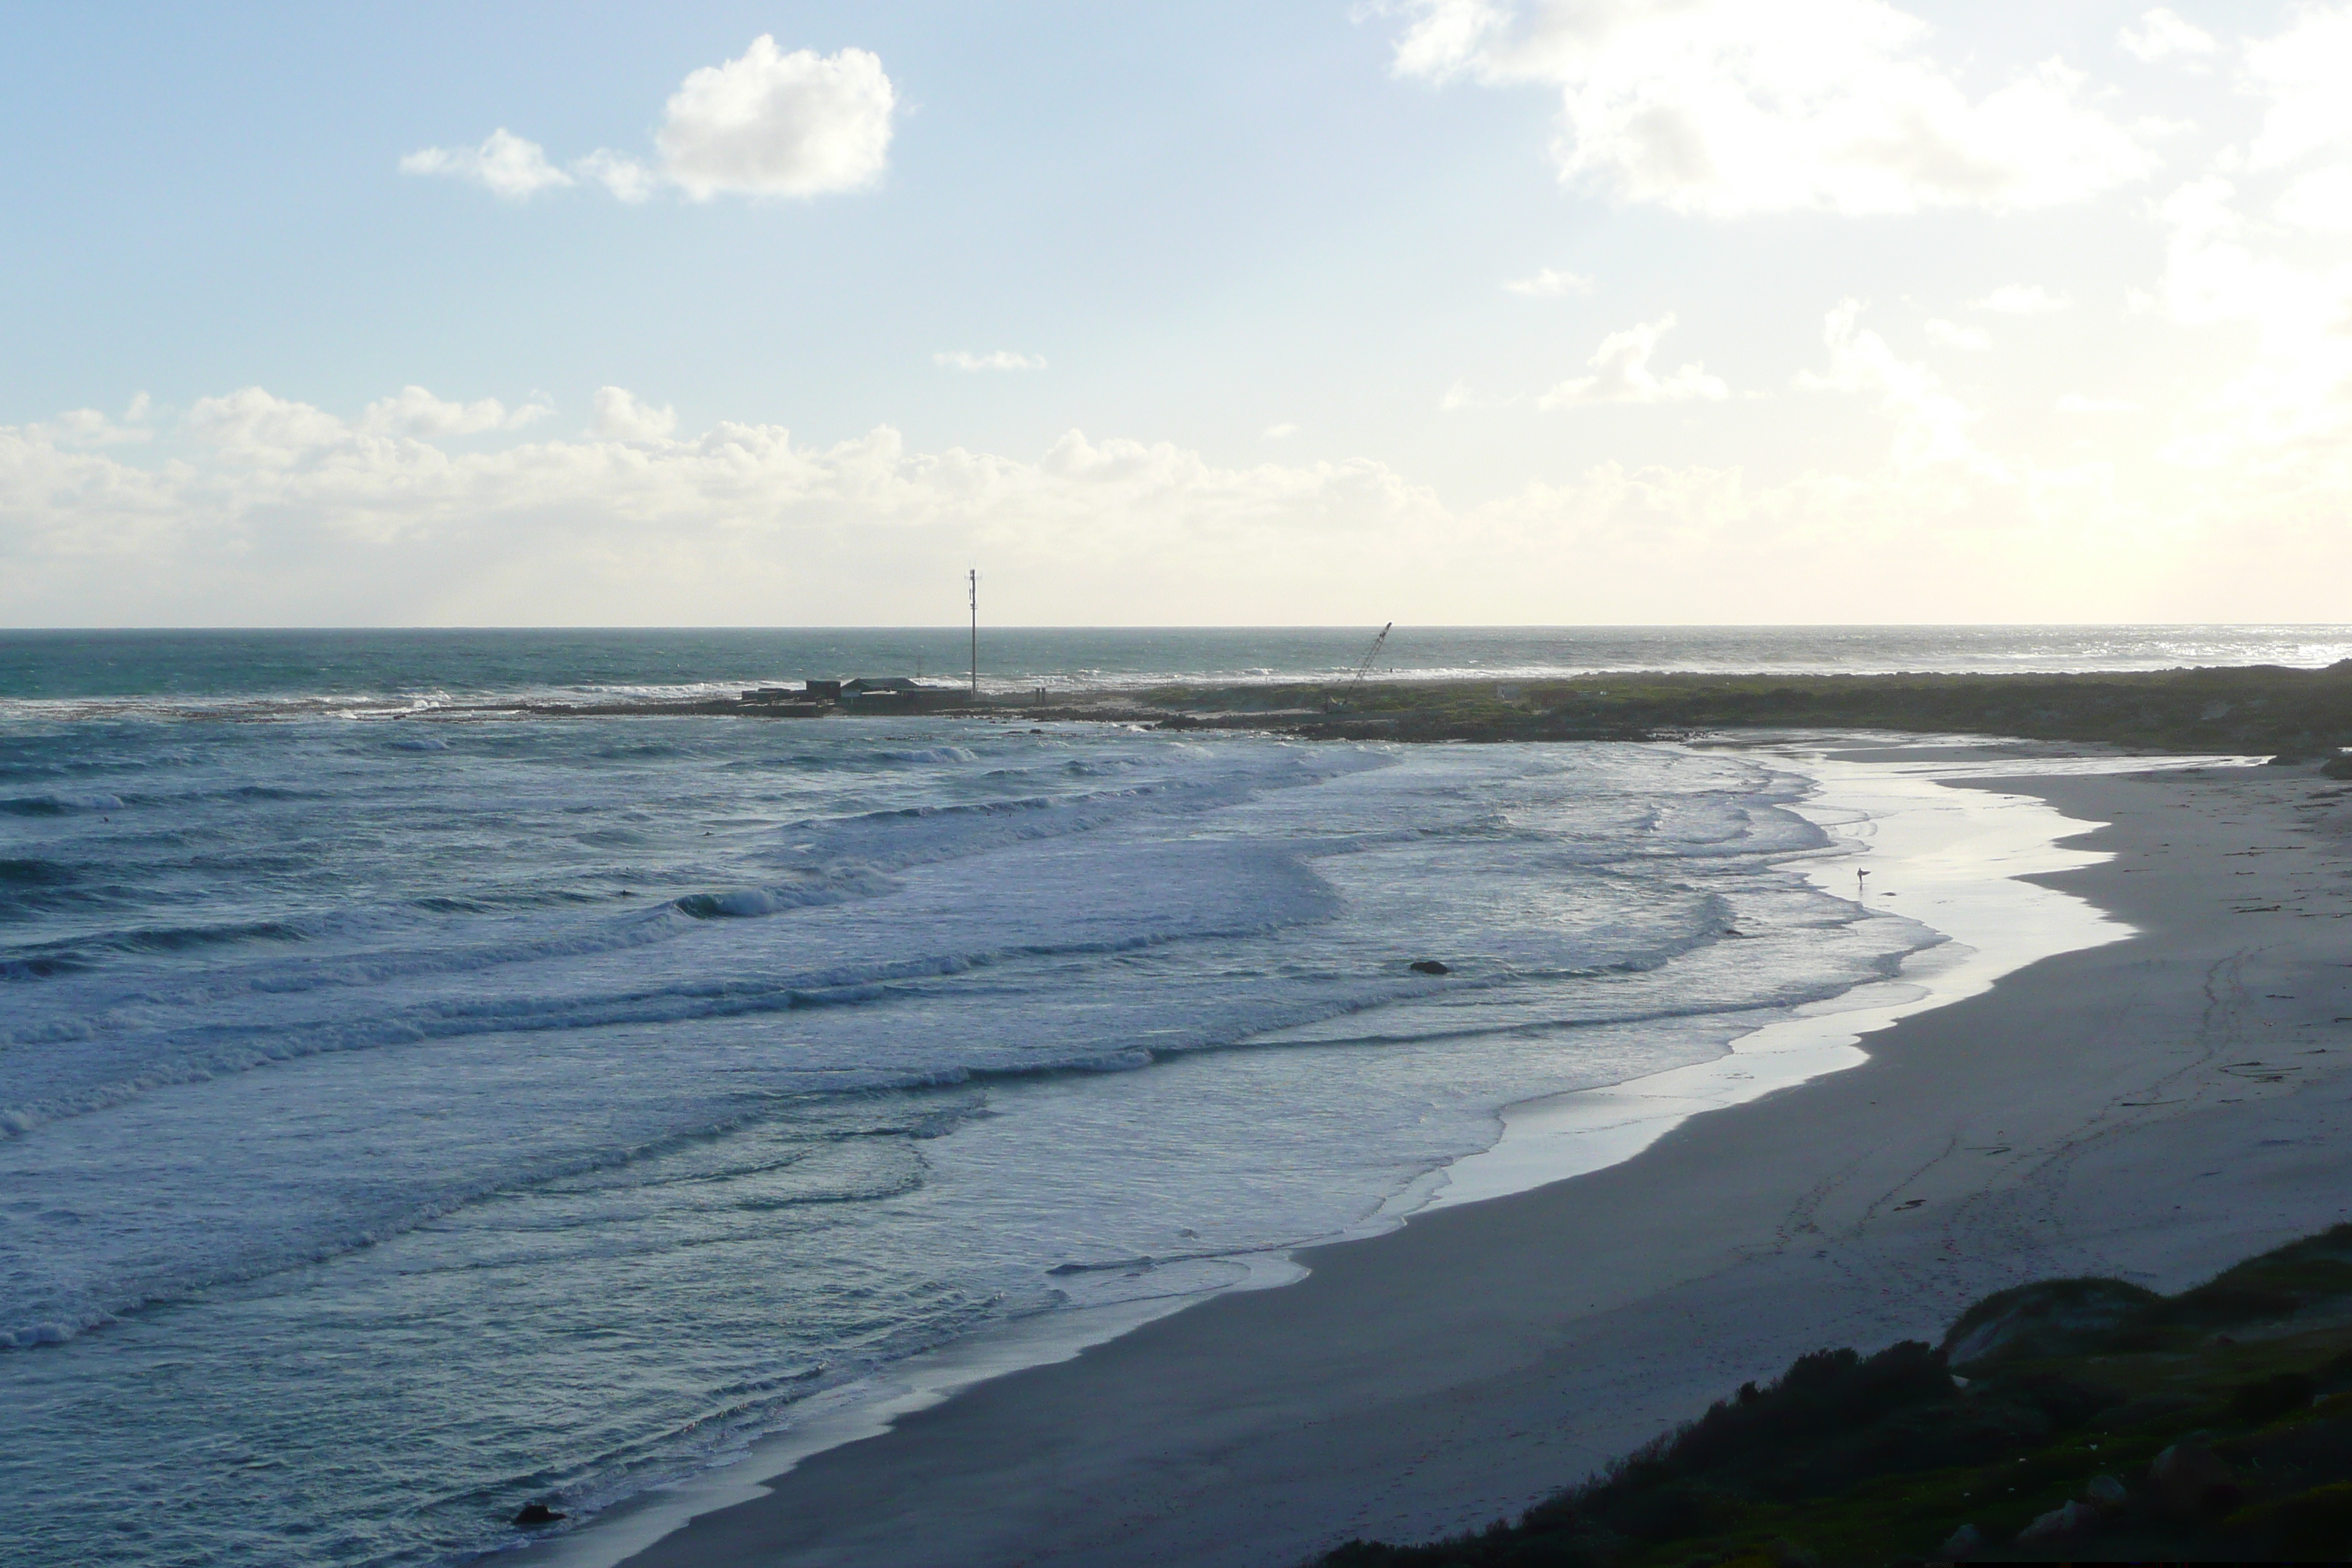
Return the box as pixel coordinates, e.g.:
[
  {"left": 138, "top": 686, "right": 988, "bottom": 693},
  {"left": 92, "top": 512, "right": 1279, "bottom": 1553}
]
[
  {"left": 838, "top": 676, "right": 971, "bottom": 715},
  {"left": 736, "top": 674, "right": 968, "bottom": 715},
  {"left": 1323, "top": 622, "right": 1394, "bottom": 714},
  {"left": 738, "top": 574, "right": 986, "bottom": 717},
  {"left": 1349, "top": 622, "right": 1393, "bottom": 693}
]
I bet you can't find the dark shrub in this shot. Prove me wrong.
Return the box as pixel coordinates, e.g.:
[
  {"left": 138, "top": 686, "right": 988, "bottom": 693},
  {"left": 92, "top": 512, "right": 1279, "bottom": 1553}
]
[{"left": 2232, "top": 1371, "right": 2320, "bottom": 1424}]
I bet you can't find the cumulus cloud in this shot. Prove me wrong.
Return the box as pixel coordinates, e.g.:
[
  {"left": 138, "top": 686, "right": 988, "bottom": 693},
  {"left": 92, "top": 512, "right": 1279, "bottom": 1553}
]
[
  {"left": 361, "top": 387, "right": 549, "bottom": 437},
  {"left": 30, "top": 403, "right": 153, "bottom": 448},
  {"left": 658, "top": 39, "right": 894, "bottom": 200},
  {"left": 576, "top": 149, "right": 660, "bottom": 203},
  {"left": 587, "top": 387, "right": 677, "bottom": 442},
  {"left": 399, "top": 129, "right": 575, "bottom": 199},
  {"left": 185, "top": 388, "right": 351, "bottom": 464},
  {"left": 1388, "top": 0, "right": 2157, "bottom": 216},
  {"left": 2230, "top": 10, "right": 2352, "bottom": 233},
  {"left": 2245, "top": 7, "right": 2352, "bottom": 172},
  {"left": 177, "top": 385, "right": 563, "bottom": 464},
  {"left": 1975, "top": 284, "right": 2071, "bottom": 314},
  {"left": 2276, "top": 165, "right": 2352, "bottom": 231},
  {"left": 1796, "top": 301, "right": 1997, "bottom": 473},
  {"left": 1925, "top": 319, "right": 1991, "bottom": 350},
  {"left": 2139, "top": 174, "right": 2352, "bottom": 465},
  {"left": 1264, "top": 423, "right": 1300, "bottom": 438},
  {"left": 2057, "top": 393, "right": 2140, "bottom": 413},
  {"left": 1504, "top": 267, "right": 1594, "bottom": 296},
  {"left": 2119, "top": 9, "right": 2217, "bottom": 64},
  {"left": 935, "top": 351, "right": 1048, "bottom": 372},
  {"left": 401, "top": 39, "right": 894, "bottom": 204},
  {"left": 1539, "top": 314, "right": 1729, "bottom": 407}
]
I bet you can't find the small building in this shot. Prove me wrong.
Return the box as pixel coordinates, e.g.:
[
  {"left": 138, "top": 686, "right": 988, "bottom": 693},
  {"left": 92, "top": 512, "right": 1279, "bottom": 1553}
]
[{"left": 838, "top": 676, "right": 973, "bottom": 715}]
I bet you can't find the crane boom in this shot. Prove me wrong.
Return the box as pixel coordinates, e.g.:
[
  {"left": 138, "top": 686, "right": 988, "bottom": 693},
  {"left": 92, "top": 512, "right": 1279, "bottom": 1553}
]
[{"left": 1348, "top": 623, "right": 1392, "bottom": 690}]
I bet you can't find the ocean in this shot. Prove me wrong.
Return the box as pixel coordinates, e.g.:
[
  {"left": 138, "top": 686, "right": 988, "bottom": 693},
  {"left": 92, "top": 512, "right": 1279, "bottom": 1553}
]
[{"left": 2, "top": 625, "right": 2342, "bottom": 1567}]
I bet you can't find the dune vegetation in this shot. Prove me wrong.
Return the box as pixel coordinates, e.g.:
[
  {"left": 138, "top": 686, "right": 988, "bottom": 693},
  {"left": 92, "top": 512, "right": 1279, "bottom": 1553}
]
[{"left": 1318, "top": 1225, "right": 2352, "bottom": 1565}]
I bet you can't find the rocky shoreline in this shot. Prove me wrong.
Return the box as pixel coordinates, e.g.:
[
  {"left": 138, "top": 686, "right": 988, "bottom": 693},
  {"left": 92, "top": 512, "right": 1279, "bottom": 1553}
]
[{"left": 414, "top": 663, "right": 2352, "bottom": 761}]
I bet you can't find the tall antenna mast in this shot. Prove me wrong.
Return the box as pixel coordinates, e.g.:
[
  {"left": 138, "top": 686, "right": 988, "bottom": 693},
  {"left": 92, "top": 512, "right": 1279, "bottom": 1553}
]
[{"left": 968, "top": 568, "right": 979, "bottom": 700}]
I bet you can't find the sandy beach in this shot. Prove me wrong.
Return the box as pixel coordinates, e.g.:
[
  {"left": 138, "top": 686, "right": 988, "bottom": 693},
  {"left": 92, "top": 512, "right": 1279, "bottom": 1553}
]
[{"left": 576, "top": 741, "right": 2352, "bottom": 1568}]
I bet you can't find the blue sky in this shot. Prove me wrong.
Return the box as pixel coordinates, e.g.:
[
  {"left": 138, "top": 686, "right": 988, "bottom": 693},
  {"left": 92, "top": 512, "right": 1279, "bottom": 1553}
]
[{"left": 4, "top": 3, "right": 2348, "bottom": 625}]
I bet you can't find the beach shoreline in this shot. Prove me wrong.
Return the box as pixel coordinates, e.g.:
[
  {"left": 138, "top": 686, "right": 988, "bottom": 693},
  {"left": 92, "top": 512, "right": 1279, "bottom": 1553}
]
[
  {"left": 494, "top": 734, "right": 2291, "bottom": 1568},
  {"left": 586, "top": 745, "right": 2352, "bottom": 1567}
]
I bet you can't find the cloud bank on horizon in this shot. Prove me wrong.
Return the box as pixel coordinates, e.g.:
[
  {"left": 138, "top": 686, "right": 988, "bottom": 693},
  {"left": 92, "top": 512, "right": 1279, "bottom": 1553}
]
[{"left": 8, "top": 2, "right": 2352, "bottom": 625}]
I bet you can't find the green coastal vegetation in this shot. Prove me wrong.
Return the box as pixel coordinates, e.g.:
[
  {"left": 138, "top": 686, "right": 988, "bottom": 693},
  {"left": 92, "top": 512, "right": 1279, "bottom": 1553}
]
[
  {"left": 1137, "top": 663, "right": 2352, "bottom": 758},
  {"left": 1317, "top": 1226, "right": 2352, "bottom": 1565}
]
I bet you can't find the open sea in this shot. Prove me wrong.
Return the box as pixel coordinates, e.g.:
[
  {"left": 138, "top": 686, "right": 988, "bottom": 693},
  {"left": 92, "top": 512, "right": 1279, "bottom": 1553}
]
[{"left": 4, "top": 626, "right": 2346, "bottom": 1567}]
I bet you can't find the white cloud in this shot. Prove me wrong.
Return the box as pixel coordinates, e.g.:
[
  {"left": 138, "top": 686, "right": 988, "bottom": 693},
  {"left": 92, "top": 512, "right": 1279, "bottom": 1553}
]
[
  {"left": 185, "top": 388, "right": 350, "bottom": 464},
  {"left": 1389, "top": 0, "right": 2157, "bottom": 216},
  {"left": 1263, "top": 423, "right": 1300, "bottom": 438},
  {"left": 2138, "top": 12, "right": 2352, "bottom": 465},
  {"left": 1925, "top": 318, "right": 1991, "bottom": 350},
  {"left": 12, "top": 382, "right": 2352, "bottom": 625},
  {"left": 360, "top": 388, "right": 549, "bottom": 437},
  {"left": 399, "top": 129, "right": 575, "bottom": 200},
  {"left": 1539, "top": 314, "right": 1728, "bottom": 407},
  {"left": 2141, "top": 176, "right": 2352, "bottom": 464},
  {"left": 1975, "top": 284, "right": 2071, "bottom": 314},
  {"left": 1504, "top": 267, "right": 1594, "bottom": 296},
  {"left": 29, "top": 406, "right": 152, "bottom": 448},
  {"left": 2245, "top": 7, "right": 2352, "bottom": 171},
  {"left": 576, "top": 150, "right": 660, "bottom": 203},
  {"left": 178, "top": 385, "right": 557, "bottom": 460},
  {"left": 659, "top": 39, "right": 894, "bottom": 200},
  {"left": 2057, "top": 393, "right": 2140, "bottom": 413},
  {"left": 935, "top": 351, "right": 1048, "bottom": 372},
  {"left": 2119, "top": 9, "right": 2217, "bottom": 64},
  {"left": 1796, "top": 301, "right": 1997, "bottom": 472},
  {"left": 2277, "top": 165, "right": 2352, "bottom": 232},
  {"left": 587, "top": 388, "right": 678, "bottom": 442},
  {"left": 401, "top": 39, "right": 893, "bottom": 205}
]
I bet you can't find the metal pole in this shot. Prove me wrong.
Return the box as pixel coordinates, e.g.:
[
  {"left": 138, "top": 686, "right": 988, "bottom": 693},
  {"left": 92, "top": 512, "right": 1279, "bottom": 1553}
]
[{"left": 968, "top": 569, "right": 979, "bottom": 699}]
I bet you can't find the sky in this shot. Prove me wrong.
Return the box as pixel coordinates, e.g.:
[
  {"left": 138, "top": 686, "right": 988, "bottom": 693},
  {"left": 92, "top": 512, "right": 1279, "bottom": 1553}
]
[{"left": 4, "top": 1, "right": 2350, "bottom": 627}]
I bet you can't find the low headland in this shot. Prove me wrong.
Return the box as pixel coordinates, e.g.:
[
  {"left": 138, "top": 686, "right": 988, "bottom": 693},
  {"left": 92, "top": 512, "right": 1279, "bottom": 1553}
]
[{"left": 453, "top": 661, "right": 2352, "bottom": 761}]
